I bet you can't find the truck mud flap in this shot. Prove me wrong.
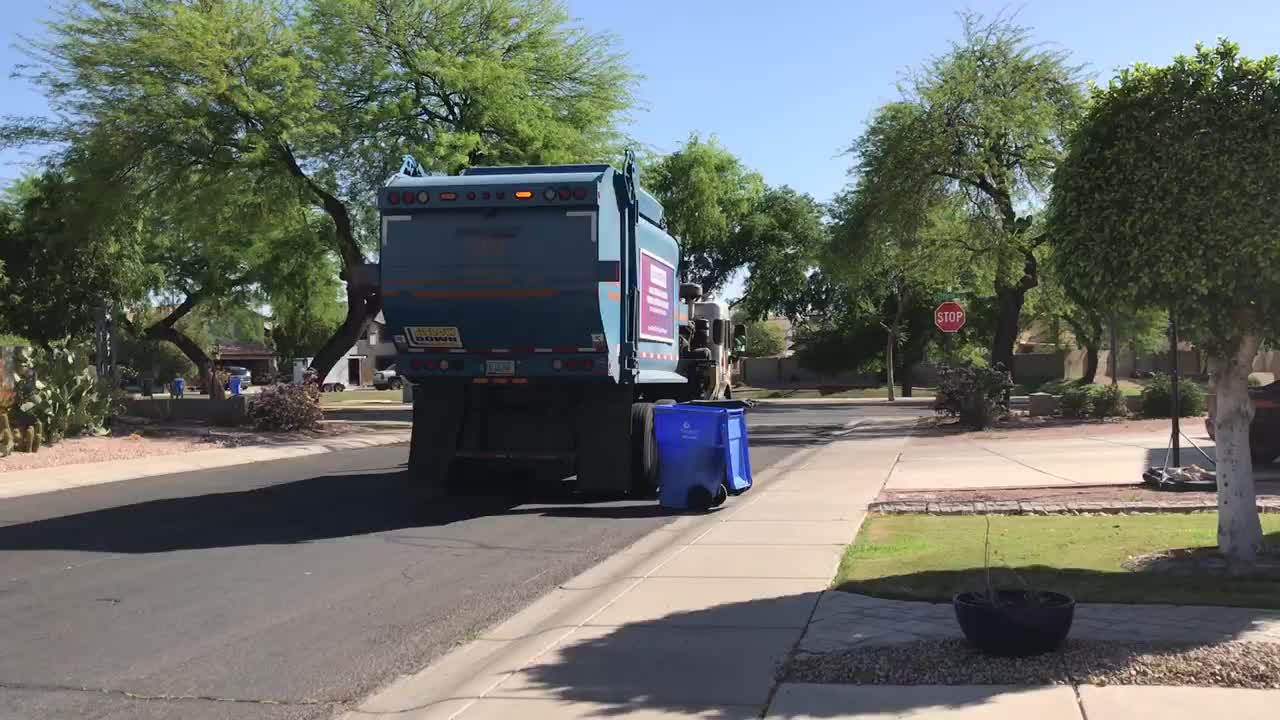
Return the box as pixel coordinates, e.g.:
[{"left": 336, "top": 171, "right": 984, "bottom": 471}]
[
  {"left": 574, "top": 387, "right": 634, "bottom": 494},
  {"left": 408, "top": 384, "right": 465, "bottom": 491}
]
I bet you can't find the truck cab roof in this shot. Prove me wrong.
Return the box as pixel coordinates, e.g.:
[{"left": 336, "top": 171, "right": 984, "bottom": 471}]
[{"left": 381, "top": 163, "right": 666, "bottom": 228}]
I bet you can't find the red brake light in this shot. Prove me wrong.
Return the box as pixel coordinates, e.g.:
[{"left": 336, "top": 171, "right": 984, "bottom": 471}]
[
  {"left": 424, "top": 359, "right": 439, "bottom": 370},
  {"left": 581, "top": 359, "right": 594, "bottom": 371},
  {"left": 388, "top": 191, "right": 400, "bottom": 205},
  {"left": 466, "top": 191, "right": 476, "bottom": 200},
  {"left": 401, "top": 190, "right": 416, "bottom": 204},
  {"left": 573, "top": 188, "right": 588, "bottom": 200},
  {"left": 558, "top": 188, "right": 571, "bottom": 200},
  {"left": 481, "top": 191, "right": 491, "bottom": 200},
  {"left": 496, "top": 191, "right": 506, "bottom": 200}
]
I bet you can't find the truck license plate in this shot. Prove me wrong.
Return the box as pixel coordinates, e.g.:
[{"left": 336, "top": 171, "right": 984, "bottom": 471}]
[{"left": 485, "top": 360, "right": 516, "bottom": 376}]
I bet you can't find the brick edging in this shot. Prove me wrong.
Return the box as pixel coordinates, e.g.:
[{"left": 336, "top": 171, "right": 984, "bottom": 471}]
[{"left": 869, "top": 499, "right": 1280, "bottom": 515}]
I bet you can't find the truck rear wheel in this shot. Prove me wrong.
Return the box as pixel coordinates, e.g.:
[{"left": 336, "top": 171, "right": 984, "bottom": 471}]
[{"left": 630, "top": 403, "right": 659, "bottom": 497}]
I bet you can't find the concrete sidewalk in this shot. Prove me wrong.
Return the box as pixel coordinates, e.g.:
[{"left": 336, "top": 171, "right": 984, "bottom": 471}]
[
  {"left": 0, "top": 427, "right": 410, "bottom": 499},
  {"left": 886, "top": 429, "right": 1225, "bottom": 491}
]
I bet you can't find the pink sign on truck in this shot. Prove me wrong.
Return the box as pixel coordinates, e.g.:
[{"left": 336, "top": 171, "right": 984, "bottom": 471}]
[{"left": 638, "top": 250, "right": 676, "bottom": 343}]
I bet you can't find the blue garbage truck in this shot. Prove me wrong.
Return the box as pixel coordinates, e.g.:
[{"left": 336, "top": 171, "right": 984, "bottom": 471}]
[{"left": 377, "top": 155, "right": 744, "bottom": 495}]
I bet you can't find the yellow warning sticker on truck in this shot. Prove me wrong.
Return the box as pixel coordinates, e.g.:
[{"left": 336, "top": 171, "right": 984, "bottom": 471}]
[{"left": 406, "top": 326, "right": 463, "bottom": 348}]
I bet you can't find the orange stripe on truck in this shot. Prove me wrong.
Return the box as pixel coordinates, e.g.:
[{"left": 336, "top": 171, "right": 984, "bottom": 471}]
[
  {"left": 411, "top": 288, "right": 557, "bottom": 299},
  {"left": 606, "top": 291, "right": 621, "bottom": 301}
]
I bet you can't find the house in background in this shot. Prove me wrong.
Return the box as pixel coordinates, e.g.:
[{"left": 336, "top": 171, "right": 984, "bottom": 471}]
[
  {"left": 214, "top": 341, "right": 276, "bottom": 382},
  {"left": 357, "top": 311, "right": 397, "bottom": 376}
]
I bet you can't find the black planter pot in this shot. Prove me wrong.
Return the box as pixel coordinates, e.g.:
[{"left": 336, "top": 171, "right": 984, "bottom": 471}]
[{"left": 953, "top": 590, "right": 1075, "bottom": 657}]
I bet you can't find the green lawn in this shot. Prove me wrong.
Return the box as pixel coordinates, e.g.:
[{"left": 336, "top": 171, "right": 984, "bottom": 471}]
[
  {"left": 319, "top": 389, "right": 405, "bottom": 407},
  {"left": 736, "top": 386, "right": 936, "bottom": 400},
  {"left": 836, "top": 514, "right": 1280, "bottom": 608}
]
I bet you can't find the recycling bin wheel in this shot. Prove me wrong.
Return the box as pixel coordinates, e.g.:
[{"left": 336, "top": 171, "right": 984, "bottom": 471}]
[
  {"left": 686, "top": 485, "right": 714, "bottom": 511},
  {"left": 712, "top": 483, "right": 728, "bottom": 507}
]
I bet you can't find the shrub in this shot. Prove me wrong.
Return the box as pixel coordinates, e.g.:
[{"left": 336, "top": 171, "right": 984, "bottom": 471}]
[
  {"left": 1089, "top": 383, "right": 1128, "bottom": 418},
  {"left": 935, "top": 363, "right": 1014, "bottom": 430},
  {"left": 1140, "top": 374, "right": 1206, "bottom": 418},
  {"left": 1059, "top": 384, "right": 1094, "bottom": 418},
  {"left": 249, "top": 383, "right": 323, "bottom": 432},
  {"left": 14, "top": 339, "right": 123, "bottom": 443},
  {"left": 0, "top": 414, "right": 12, "bottom": 456}
]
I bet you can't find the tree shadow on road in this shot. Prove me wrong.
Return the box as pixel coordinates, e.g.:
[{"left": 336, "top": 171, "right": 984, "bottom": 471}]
[{"left": 0, "top": 467, "right": 687, "bottom": 553}]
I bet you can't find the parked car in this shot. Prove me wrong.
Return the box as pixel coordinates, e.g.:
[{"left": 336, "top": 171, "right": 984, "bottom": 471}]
[
  {"left": 373, "top": 365, "right": 402, "bottom": 391},
  {"left": 1206, "top": 379, "right": 1280, "bottom": 464},
  {"left": 223, "top": 365, "right": 253, "bottom": 390}
]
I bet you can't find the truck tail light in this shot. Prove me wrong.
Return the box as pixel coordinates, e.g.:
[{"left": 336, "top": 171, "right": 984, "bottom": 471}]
[
  {"left": 439, "top": 192, "right": 457, "bottom": 201},
  {"left": 439, "top": 359, "right": 450, "bottom": 371},
  {"left": 573, "top": 188, "right": 588, "bottom": 200},
  {"left": 558, "top": 188, "right": 571, "bottom": 200},
  {"left": 543, "top": 188, "right": 557, "bottom": 201},
  {"left": 388, "top": 191, "right": 400, "bottom": 205},
  {"left": 514, "top": 190, "right": 533, "bottom": 199},
  {"left": 401, "top": 190, "right": 416, "bottom": 204}
]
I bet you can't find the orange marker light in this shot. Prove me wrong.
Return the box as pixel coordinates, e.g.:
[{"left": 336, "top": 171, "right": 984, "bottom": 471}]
[
  {"left": 514, "top": 190, "right": 534, "bottom": 199},
  {"left": 439, "top": 192, "right": 458, "bottom": 201}
]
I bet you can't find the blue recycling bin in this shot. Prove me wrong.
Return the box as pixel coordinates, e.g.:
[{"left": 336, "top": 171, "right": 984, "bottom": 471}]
[
  {"left": 654, "top": 404, "right": 753, "bottom": 511},
  {"left": 228, "top": 375, "right": 242, "bottom": 396},
  {"left": 172, "top": 377, "right": 185, "bottom": 398}
]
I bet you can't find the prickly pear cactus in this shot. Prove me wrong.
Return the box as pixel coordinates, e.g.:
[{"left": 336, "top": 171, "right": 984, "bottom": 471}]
[
  {"left": 33, "top": 421, "right": 43, "bottom": 450},
  {"left": 0, "top": 427, "right": 11, "bottom": 457}
]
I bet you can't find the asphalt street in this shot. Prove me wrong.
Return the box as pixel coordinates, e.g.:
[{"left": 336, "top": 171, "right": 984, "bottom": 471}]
[{"left": 0, "top": 402, "right": 928, "bottom": 720}]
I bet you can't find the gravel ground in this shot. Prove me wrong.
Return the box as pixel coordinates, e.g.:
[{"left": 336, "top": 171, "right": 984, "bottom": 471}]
[
  {"left": 783, "top": 639, "right": 1280, "bottom": 689},
  {"left": 0, "top": 418, "right": 395, "bottom": 473}
]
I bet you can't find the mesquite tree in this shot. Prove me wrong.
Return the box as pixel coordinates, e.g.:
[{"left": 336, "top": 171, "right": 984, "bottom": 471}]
[
  {"left": 846, "top": 14, "right": 1083, "bottom": 374},
  {"left": 1049, "top": 40, "right": 1280, "bottom": 568},
  {"left": 9, "top": 0, "right": 635, "bottom": 382}
]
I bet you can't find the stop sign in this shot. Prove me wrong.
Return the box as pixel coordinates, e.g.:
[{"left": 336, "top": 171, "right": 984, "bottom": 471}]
[{"left": 935, "top": 301, "right": 966, "bottom": 333}]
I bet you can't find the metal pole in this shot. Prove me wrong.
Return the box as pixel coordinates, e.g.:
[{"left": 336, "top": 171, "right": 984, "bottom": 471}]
[{"left": 1170, "top": 315, "right": 1181, "bottom": 467}]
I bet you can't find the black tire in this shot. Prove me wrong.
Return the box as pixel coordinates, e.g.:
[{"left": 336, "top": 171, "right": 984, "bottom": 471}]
[
  {"left": 630, "top": 402, "right": 659, "bottom": 496},
  {"left": 335, "top": 384, "right": 346, "bottom": 393},
  {"left": 1252, "top": 446, "right": 1278, "bottom": 465},
  {"left": 687, "top": 485, "right": 713, "bottom": 511},
  {"left": 712, "top": 483, "right": 729, "bottom": 507},
  {"left": 390, "top": 378, "right": 404, "bottom": 390}
]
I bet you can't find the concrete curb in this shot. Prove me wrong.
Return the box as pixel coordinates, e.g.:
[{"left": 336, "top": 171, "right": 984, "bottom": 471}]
[{"left": 0, "top": 430, "right": 411, "bottom": 500}]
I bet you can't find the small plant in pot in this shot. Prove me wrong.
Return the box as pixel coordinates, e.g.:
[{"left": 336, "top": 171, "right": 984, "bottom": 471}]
[{"left": 953, "top": 517, "right": 1075, "bottom": 657}]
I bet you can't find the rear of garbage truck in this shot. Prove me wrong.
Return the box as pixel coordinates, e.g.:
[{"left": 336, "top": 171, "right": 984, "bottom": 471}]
[{"left": 378, "top": 160, "right": 688, "bottom": 495}]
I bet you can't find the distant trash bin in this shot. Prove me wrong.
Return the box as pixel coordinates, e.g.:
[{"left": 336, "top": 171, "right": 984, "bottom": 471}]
[
  {"left": 172, "top": 377, "right": 185, "bottom": 398},
  {"left": 228, "top": 375, "right": 242, "bottom": 396},
  {"left": 654, "top": 404, "right": 753, "bottom": 511}
]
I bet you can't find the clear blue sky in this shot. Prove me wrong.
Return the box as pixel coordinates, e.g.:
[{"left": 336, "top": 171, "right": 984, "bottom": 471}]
[{"left": 4, "top": 1, "right": 1277, "bottom": 198}]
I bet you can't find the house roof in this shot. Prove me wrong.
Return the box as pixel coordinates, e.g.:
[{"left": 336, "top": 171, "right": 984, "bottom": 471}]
[{"left": 215, "top": 341, "right": 274, "bottom": 359}]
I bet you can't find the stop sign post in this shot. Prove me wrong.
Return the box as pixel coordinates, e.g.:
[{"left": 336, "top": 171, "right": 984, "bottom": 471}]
[{"left": 935, "top": 301, "right": 966, "bottom": 333}]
